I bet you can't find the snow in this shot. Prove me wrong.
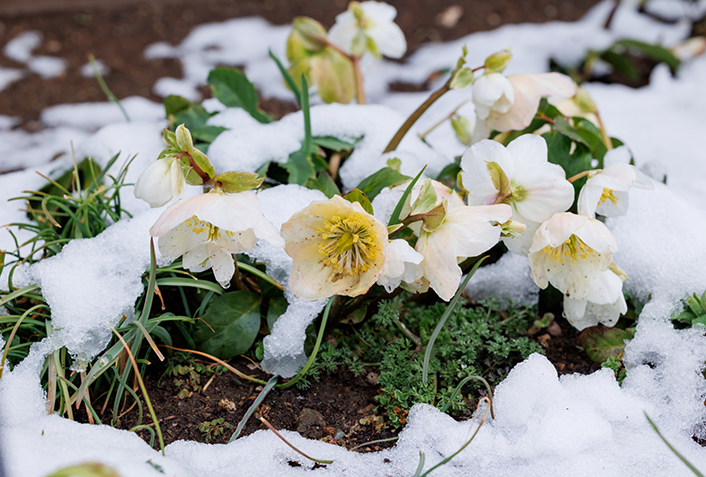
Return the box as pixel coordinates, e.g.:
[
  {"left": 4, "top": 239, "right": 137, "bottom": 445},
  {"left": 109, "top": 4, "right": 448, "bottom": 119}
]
[
  {"left": 2, "top": 1, "right": 706, "bottom": 476},
  {"left": 3, "top": 30, "right": 66, "bottom": 80}
]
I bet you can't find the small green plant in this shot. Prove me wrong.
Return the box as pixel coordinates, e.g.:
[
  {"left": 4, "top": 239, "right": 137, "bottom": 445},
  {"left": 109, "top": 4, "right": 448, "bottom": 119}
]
[
  {"left": 672, "top": 290, "right": 706, "bottom": 328},
  {"left": 197, "top": 418, "right": 234, "bottom": 440},
  {"left": 161, "top": 351, "right": 227, "bottom": 395},
  {"left": 601, "top": 355, "right": 627, "bottom": 384}
]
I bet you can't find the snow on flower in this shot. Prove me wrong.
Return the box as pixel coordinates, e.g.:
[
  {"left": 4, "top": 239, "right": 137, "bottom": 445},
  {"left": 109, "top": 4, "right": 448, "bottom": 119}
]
[
  {"left": 528, "top": 212, "right": 623, "bottom": 325},
  {"left": 472, "top": 72, "right": 576, "bottom": 140},
  {"left": 377, "top": 238, "right": 425, "bottom": 293},
  {"left": 578, "top": 154, "right": 654, "bottom": 218},
  {"left": 150, "top": 189, "right": 283, "bottom": 288},
  {"left": 416, "top": 203, "right": 511, "bottom": 301},
  {"left": 133, "top": 156, "right": 185, "bottom": 208},
  {"left": 281, "top": 195, "right": 389, "bottom": 301},
  {"left": 328, "top": 1, "right": 406, "bottom": 59},
  {"left": 461, "top": 135, "right": 574, "bottom": 254}
]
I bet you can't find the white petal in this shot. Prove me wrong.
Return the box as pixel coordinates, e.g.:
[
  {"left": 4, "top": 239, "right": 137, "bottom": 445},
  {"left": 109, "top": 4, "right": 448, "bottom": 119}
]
[
  {"left": 368, "top": 22, "right": 406, "bottom": 59},
  {"left": 361, "top": 1, "right": 397, "bottom": 22},
  {"left": 573, "top": 217, "right": 617, "bottom": 254},
  {"left": 487, "top": 75, "right": 540, "bottom": 131},
  {"left": 506, "top": 134, "right": 548, "bottom": 167},
  {"left": 502, "top": 215, "right": 540, "bottom": 256},
  {"left": 528, "top": 72, "right": 576, "bottom": 98},
  {"left": 603, "top": 146, "right": 632, "bottom": 166},
  {"left": 157, "top": 219, "right": 208, "bottom": 259},
  {"left": 328, "top": 18, "right": 357, "bottom": 54},
  {"left": 577, "top": 182, "right": 603, "bottom": 217},
  {"left": 134, "top": 158, "right": 179, "bottom": 208},
  {"left": 377, "top": 239, "right": 423, "bottom": 292},
  {"left": 472, "top": 73, "right": 514, "bottom": 111}
]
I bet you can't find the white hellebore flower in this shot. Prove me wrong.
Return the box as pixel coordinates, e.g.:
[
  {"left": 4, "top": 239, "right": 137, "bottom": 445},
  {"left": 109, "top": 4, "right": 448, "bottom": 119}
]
[
  {"left": 461, "top": 135, "right": 574, "bottom": 255},
  {"left": 134, "top": 156, "right": 185, "bottom": 208},
  {"left": 563, "top": 271, "right": 628, "bottom": 331},
  {"left": 529, "top": 213, "right": 625, "bottom": 330},
  {"left": 150, "top": 189, "right": 284, "bottom": 288},
  {"left": 282, "top": 195, "right": 389, "bottom": 301},
  {"left": 416, "top": 204, "right": 512, "bottom": 301},
  {"left": 472, "top": 72, "right": 576, "bottom": 140},
  {"left": 377, "top": 239, "right": 425, "bottom": 293},
  {"left": 578, "top": 154, "right": 653, "bottom": 217},
  {"left": 328, "top": 1, "right": 407, "bottom": 59}
]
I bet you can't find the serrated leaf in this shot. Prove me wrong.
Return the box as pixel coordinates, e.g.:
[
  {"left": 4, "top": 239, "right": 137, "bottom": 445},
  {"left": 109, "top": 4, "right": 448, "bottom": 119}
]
[
  {"left": 356, "top": 167, "right": 410, "bottom": 201},
  {"left": 194, "top": 291, "right": 262, "bottom": 359},
  {"left": 214, "top": 171, "right": 264, "bottom": 193},
  {"left": 554, "top": 116, "right": 589, "bottom": 147},
  {"left": 267, "top": 296, "right": 289, "bottom": 332},
  {"left": 578, "top": 325, "right": 634, "bottom": 363},
  {"left": 207, "top": 67, "right": 271, "bottom": 124},
  {"left": 343, "top": 188, "right": 374, "bottom": 215},
  {"left": 312, "top": 135, "right": 355, "bottom": 152}
]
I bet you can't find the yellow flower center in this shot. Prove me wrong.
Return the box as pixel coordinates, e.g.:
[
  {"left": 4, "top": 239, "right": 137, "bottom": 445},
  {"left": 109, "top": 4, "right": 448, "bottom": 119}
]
[
  {"left": 317, "top": 214, "right": 376, "bottom": 275},
  {"left": 599, "top": 188, "right": 619, "bottom": 205},
  {"left": 185, "top": 216, "right": 236, "bottom": 241},
  {"left": 541, "top": 235, "right": 593, "bottom": 264}
]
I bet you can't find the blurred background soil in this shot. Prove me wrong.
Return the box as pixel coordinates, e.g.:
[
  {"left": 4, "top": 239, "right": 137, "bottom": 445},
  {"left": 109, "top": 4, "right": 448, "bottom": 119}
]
[{"left": 0, "top": 0, "right": 603, "bottom": 131}]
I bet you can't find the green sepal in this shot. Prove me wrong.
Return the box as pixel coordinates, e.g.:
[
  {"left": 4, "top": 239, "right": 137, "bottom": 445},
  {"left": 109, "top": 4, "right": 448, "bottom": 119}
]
[
  {"left": 410, "top": 178, "right": 438, "bottom": 215},
  {"left": 214, "top": 171, "right": 264, "bottom": 193},
  {"left": 162, "top": 128, "right": 178, "bottom": 149},
  {"left": 450, "top": 67, "right": 474, "bottom": 90},
  {"left": 451, "top": 115, "right": 473, "bottom": 145},
  {"left": 486, "top": 161, "right": 511, "bottom": 197},
  {"left": 291, "top": 16, "right": 328, "bottom": 53},
  {"left": 190, "top": 148, "right": 216, "bottom": 180},
  {"left": 366, "top": 35, "right": 381, "bottom": 59},
  {"left": 420, "top": 201, "right": 447, "bottom": 233},
  {"left": 310, "top": 47, "right": 356, "bottom": 104},
  {"left": 484, "top": 49, "right": 512, "bottom": 73},
  {"left": 343, "top": 188, "right": 374, "bottom": 215}
]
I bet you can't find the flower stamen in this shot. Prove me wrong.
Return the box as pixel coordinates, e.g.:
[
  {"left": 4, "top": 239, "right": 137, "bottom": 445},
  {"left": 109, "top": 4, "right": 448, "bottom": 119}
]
[
  {"left": 541, "top": 235, "right": 593, "bottom": 264},
  {"left": 317, "top": 215, "right": 376, "bottom": 275},
  {"left": 599, "top": 188, "right": 619, "bottom": 205}
]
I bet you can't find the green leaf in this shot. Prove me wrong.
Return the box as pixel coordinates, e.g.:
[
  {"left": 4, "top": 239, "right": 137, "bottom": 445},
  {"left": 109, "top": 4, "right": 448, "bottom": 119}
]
[
  {"left": 343, "top": 188, "right": 374, "bottom": 215},
  {"left": 269, "top": 49, "right": 301, "bottom": 106},
  {"left": 164, "top": 95, "right": 212, "bottom": 130},
  {"left": 194, "top": 291, "right": 262, "bottom": 359},
  {"left": 312, "top": 135, "right": 355, "bottom": 152},
  {"left": 214, "top": 171, "right": 264, "bottom": 193},
  {"left": 573, "top": 118, "right": 607, "bottom": 163},
  {"left": 436, "top": 161, "right": 461, "bottom": 183},
  {"left": 307, "top": 171, "right": 340, "bottom": 198},
  {"left": 614, "top": 39, "right": 680, "bottom": 73},
  {"left": 450, "top": 67, "right": 474, "bottom": 90},
  {"left": 207, "top": 67, "right": 271, "bottom": 124},
  {"left": 600, "top": 50, "right": 639, "bottom": 83},
  {"left": 578, "top": 325, "right": 634, "bottom": 363},
  {"left": 284, "top": 150, "right": 317, "bottom": 185},
  {"left": 356, "top": 167, "right": 410, "bottom": 200},
  {"left": 267, "top": 296, "right": 289, "bottom": 332},
  {"left": 191, "top": 125, "right": 227, "bottom": 144},
  {"left": 554, "top": 117, "right": 589, "bottom": 147},
  {"left": 451, "top": 116, "right": 473, "bottom": 145}
]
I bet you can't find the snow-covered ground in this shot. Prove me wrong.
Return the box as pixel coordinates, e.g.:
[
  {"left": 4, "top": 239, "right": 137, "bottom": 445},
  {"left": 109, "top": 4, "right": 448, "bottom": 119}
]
[{"left": 1, "top": 0, "right": 706, "bottom": 475}]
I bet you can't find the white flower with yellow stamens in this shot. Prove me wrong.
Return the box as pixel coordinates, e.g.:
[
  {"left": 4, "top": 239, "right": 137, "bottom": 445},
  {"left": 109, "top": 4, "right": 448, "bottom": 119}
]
[
  {"left": 529, "top": 212, "right": 619, "bottom": 307},
  {"left": 150, "top": 189, "right": 284, "bottom": 288},
  {"left": 281, "top": 195, "right": 388, "bottom": 301},
  {"left": 461, "top": 135, "right": 574, "bottom": 255},
  {"left": 377, "top": 239, "right": 424, "bottom": 293},
  {"left": 416, "top": 203, "right": 512, "bottom": 301},
  {"left": 563, "top": 269, "right": 628, "bottom": 331},
  {"left": 578, "top": 158, "right": 653, "bottom": 218}
]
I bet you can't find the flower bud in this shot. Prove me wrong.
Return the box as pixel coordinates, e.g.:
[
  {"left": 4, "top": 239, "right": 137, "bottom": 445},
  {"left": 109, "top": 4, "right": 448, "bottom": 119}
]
[
  {"left": 310, "top": 47, "right": 355, "bottom": 104},
  {"left": 134, "top": 157, "right": 185, "bottom": 208},
  {"left": 291, "top": 17, "right": 328, "bottom": 53},
  {"left": 500, "top": 219, "right": 526, "bottom": 239},
  {"left": 484, "top": 49, "right": 512, "bottom": 73}
]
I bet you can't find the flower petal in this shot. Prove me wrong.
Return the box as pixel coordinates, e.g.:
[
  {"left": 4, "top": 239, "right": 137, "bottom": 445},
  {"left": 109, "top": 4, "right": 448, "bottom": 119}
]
[{"left": 368, "top": 22, "right": 406, "bottom": 59}]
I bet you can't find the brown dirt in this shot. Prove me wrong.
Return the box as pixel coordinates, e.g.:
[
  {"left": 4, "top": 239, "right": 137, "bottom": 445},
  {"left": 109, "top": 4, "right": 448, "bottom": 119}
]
[
  {"left": 0, "top": 0, "right": 604, "bottom": 130},
  {"left": 9, "top": 0, "right": 603, "bottom": 453}
]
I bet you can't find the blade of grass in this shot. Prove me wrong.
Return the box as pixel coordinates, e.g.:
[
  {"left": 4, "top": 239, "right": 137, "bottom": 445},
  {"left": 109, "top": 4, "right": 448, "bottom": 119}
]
[
  {"left": 422, "top": 256, "right": 488, "bottom": 383},
  {"left": 0, "top": 284, "right": 40, "bottom": 307},
  {"left": 154, "top": 277, "right": 225, "bottom": 295},
  {"left": 350, "top": 436, "right": 399, "bottom": 452},
  {"left": 645, "top": 413, "right": 705, "bottom": 477},
  {"left": 388, "top": 166, "right": 426, "bottom": 226},
  {"left": 0, "top": 303, "right": 47, "bottom": 379},
  {"left": 269, "top": 49, "right": 301, "bottom": 106},
  {"left": 89, "top": 54, "right": 130, "bottom": 122},
  {"left": 108, "top": 322, "right": 165, "bottom": 455},
  {"left": 229, "top": 375, "right": 278, "bottom": 442},
  {"left": 440, "top": 375, "right": 494, "bottom": 419},
  {"left": 259, "top": 416, "right": 333, "bottom": 464},
  {"left": 413, "top": 452, "right": 426, "bottom": 477}
]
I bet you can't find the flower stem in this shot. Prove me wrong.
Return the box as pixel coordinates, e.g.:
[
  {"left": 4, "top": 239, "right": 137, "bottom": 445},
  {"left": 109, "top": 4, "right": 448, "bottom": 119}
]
[
  {"left": 384, "top": 84, "right": 451, "bottom": 153},
  {"left": 595, "top": 112, "right": 613, "bottom": 151},
  {"left": 567, "top": 170, "right": 592, "bottom": 183},
  {"left": 418, "top": 99, "right": 472, "bottom": 141},
  {"left": 353, "top": 56, "right": 366, "bottom": 104}
]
